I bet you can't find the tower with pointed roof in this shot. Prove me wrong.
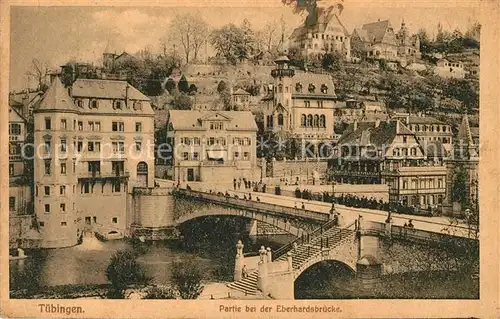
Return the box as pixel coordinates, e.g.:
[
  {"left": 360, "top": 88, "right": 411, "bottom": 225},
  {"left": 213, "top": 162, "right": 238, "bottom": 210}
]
[
  {"left": 442, "top": 114, "right": 479, "bottom": 216},
  {"left": 269, "top": 56, "right": 295, "bottom": 133},
  {"left": 33, "top": 78, "right": 80, "bottom": 247}
]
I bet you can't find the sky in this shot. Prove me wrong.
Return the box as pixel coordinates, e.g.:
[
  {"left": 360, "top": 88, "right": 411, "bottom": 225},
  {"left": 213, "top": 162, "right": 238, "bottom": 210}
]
[{"left": 9, "top": 1, "right": 480, "bottom": 91}]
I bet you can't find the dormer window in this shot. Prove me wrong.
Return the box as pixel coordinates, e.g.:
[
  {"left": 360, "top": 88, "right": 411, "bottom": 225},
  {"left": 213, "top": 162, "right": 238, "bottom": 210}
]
[
  {"left": 133, "top": 101, "right": 142, "bottom": 111},
  {"left": 321, "top": 84, "right": 328, "bottom": 94},
  {"left": 90, "top": 99, "right": 99, "bottom": 109},
  {"left": 75, "top": 99, "right": 83, "bottom": 108},
  {"left": 308, "top": 83, "right": 316, "bottom": 93},
  {"left": 113, "top": 100, "right": 123, "bottom": 110},
  {"left": 295, "top": 83, "right": 303, "bottom": 92}
]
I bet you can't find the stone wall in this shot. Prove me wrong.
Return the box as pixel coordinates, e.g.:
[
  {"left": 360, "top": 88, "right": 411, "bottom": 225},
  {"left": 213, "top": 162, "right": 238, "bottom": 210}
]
[
  {"left": 267, "top": 159, "right": 328, "bottom": 180},
  {"left": 132, "top": 187, "right": 175, "bottom": 228},
  {"left": 9, "top": 215, "right": 40, "bottom": 248}
]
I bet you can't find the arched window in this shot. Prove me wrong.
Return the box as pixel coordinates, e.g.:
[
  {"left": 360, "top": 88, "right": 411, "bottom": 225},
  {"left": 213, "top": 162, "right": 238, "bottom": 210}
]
[
  {"left": 137, "top": 162, "right": 148, "bottom": 187},
  {"left": 278, "top": 84, "right": 283, "bottom": 93},
  {"left": 308, "top": 83, "right": 316, "bottom": 93},
  {"left": 319, "top": 115, "right": 326, "bottom": 128},
  {"left": 307, "top": 114, "right": 313, "bottom": 127},
  {"left": 321, "top": 84, "right": 328, "bottom": 94},
  {"left": 313, "top": 115, "right": 319, "bottom": 127},
  {"left": 301, "top": 114, "right": 306, "bottom": 127},
  {"left": 296, "top": 83, "right": 303, "bottom": 92},
  {"left": 278, "top": 114, "right": 284, "bottom": 126}
]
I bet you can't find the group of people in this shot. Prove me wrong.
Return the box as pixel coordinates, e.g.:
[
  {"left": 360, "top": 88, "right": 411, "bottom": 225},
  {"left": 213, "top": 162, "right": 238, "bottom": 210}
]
[{"left": 233, "top": 178, "right": 259, "bottom": 191}]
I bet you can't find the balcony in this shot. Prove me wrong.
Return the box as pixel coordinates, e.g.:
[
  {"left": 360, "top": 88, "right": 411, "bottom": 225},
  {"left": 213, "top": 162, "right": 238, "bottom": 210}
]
[
  {"left": 271, "top": 69, "right": 295, "bottom": 78},
  {"left": 78, "top": 169, "right": 130, "bottom": 180}
]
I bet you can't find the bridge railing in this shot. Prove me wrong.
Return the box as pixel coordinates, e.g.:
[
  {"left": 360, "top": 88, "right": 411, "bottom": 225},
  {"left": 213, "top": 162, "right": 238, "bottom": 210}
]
[
  {"left": 273, "top": 218, "right": 339, "bottom": 261},
  {"left": 174, "top": 189, "right": 330, "bottom": 222},
  {"left": 391, "top": 224, "right": 478, "bottom": 246}
]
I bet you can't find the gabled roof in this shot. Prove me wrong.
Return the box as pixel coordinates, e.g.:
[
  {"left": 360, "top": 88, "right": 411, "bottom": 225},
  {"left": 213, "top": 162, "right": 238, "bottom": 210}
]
[
  {"left": 36, "top": 78, "right": 78, "bottom": 113},
  {"left": 9, "top": 105, "right": 27, "bottom": 123},
  {"left": 353, "top": 28, "right": 369, "bottom": 42},
  {"left": 71, "top": 78, "right": 150, "bottom": 101},
  {"left": 360, "top": 20, "right": 393, "bottom": 43},
  {"left": 233, "top": 88, "right": 250, "bottom": 95},
  {"left": 339, "top": 119, "right": 414, "bottom": 148},
  {"left": 289, "top": 9, "right": 349, "bottom": 40},
  {"left": 168, "top": 110, "right": 257, "bottom": 131}
]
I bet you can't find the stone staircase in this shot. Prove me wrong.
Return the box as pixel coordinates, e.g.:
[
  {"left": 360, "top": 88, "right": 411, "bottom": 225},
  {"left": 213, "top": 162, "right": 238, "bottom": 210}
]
[
  {"left": 227, "top": 220, "right": 356, "bottom": 296},
  {"left": 227, "top": 270, "right": 259, "bottom": 295}
]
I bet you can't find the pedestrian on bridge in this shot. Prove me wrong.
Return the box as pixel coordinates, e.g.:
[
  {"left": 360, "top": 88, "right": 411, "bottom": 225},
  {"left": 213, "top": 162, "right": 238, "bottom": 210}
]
[
  {"left": 301, "top": 202, "right": 305, "bottom": 210},
  {"left": 408, "top": 220, "right": 414, "bottom": 228},
  {"left": 242, "top": 265, "right": 249, "bottom": 278}
]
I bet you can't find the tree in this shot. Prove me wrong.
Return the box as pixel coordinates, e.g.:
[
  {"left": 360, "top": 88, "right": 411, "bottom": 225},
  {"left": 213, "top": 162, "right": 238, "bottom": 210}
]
[
  {"left": 322, "top": 53, "right": 342, "bottom": 71},
  {"left": 170, "top": 260, "right": 204, "bottom": 299},
  {"left": 167, "top": 12, "right": 210, "bottom": 64},
  {"left": 170, "top": 92, "right": 193, "bottom": 110},
  {"left": 26, "top": 59, "right": 49, "bottom": 91},
  {"left": 188, "top": 84, "right": 198, "bottom": 94},
  {"left": 165, "top": 78, "right": 176, "bottom": 94},
  {"left": 210, "top": 24, "right": 246, "bottom": 64},
  {"left": 177, "top": 75, "right": 190, "bottom": 93},
  {"left": 451, "top": 167, "right": 469, "bottom": 208},
  {"left": 106, "top": 250, "right": 150, "bottom": 298},
  {"left": 282, "top": 0, "right": 344, "bottom": 16},
  {"left": 217, "top": 80, "right": 227, "bottom": 93},
  {"left": 443, "top": 79, "right": 479, "bottom": 111}
]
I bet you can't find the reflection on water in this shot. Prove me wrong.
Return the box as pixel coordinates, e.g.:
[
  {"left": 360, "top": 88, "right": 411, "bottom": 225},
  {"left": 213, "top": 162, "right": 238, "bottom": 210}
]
[{"left": 10, "top": 231, "right": 296, "bottom": 292}]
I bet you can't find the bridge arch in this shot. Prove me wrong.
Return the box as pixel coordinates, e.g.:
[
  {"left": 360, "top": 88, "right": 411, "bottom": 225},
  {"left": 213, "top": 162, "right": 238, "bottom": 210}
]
[
  {"left": 293, "top": 256, "right": 357, "bottom": 281},
  {"left": 174, "top": 209, "right": 311, "bottom": 236}
]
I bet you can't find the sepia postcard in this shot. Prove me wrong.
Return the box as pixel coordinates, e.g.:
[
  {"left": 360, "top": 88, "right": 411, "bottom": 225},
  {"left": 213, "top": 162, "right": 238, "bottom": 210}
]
[{"left": 0, "top": 0, "right": 498, "bottom": 318}]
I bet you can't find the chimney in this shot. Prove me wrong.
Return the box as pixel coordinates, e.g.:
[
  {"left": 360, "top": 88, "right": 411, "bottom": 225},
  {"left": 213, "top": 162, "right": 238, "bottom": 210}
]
[
  {"left": 353, "top": 119, "right": 358, "bottom": 131},
  {"left": 375, "top": 118, "right": 380, "bottom": 128},
  {"left": 396, "top": 120, "right": 400, "bottom": 134},
  {"left": 406, "top": 115, "right": 410, "bottom": 124}
]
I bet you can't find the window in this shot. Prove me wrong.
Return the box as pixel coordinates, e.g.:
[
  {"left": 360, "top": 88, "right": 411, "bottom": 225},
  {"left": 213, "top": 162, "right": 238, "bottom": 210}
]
[
  {"left": 210, "top": 121, "right": 223, "bottom": 130},
  {"left": 183, "top": 152, "right": 189, "bottom": 160},
  {"left": 208, "top": 137, "right": 215, "bottom": 146},
  {"left": 61, "top": 222, "right": 67, "bottom": 226},
  {"left": 60, "top": 203, "right": 66, "bottom": 212},
  {"left": 319, "top": 115, "right": 326, "bottom": 128},
  {"left": 234, "top": 152, "right": 240, "bottom": 159},
  {"left": 60, "top": 185, "right": 66, "bottom": 195},
  {"left": 90, "top": 100, "right": 99, "bottom": 109},
  {"left": 233, "top": 137, "right": 241, "bottom": 145},
  {"left": 243, "top": 138, "right": 251, "bottom": 146},
  {"left": 60, "top": 162, "right": 67, "bottom": 174},
  {"left": 88, "top": 141, "right": 101, "bottom": 153},
  {"left": 304, "top": 101, "right": 311, "bottom": 108},
  {"left": 135, "top": 122, "right": 142, "bottom": 132},
  {"left": 134, "top": 102, "right": 142, "bottom": 110},
  {"left": 44, "top": 160, "right": 51, "bottom": 175},
  {"left": 317, "top": 101, "right": 323, "bottom": 108},
  {"left": 192, "top": 152, "right": 199, "bottom": 161},
  {"left": 88, "top": 141, "right": 94, "bottom": 152},
  {"left": 44, "top": 140, "right": 51, "bottom": 154},
  {"left": 9, "top": 197, "right": 15, "bottom": 211},
  {"left": 243, "top": 152, "right": 250, "bottom": 160},
  {"left": 113, "top": 100, "right": 122, "bottom": 109},
  {"left": 296, "top": 83, "right": 303, "bottom": 92},
  {"left": 83, "top": 182, "right": 90, "bottom": 194},
  {"left": 112, "top": 142, "right": 124, "bottom": 153},
  {"left": 402, "top": 136, "right": 407, "bottom": 143},
  {"left": 78, "top": 121, "right": 83, "bottom": 131},
  {"left": 45, "top": 204, "right": 50, "bottom": 214},
  {"left": 301, "top": 114, "right": 306, "bottom": 127},
  {"left": 308, "top": 83, "right": 316, "bottom": 93},
  {"left": 77, "top": 141, "right": 83, "bottom": 152},
  {"left": 112, "top": 217, "right": 118, "bottom": 224},
  {"left": 45, "top": 118, "right": 51, "bottom": 130},
  {"left": 216, "top": 137, "right": 226, "bottom": 146},
  {"left": 9, "top": 123, "right": 21, "bottom": 135},
  {"left": 60, "top": 139, "right": 67, "bottom": 153},
  {"left": 135, "top": 141, "right": 142, "bottom": 152},
  {"left": 112, "top": 121, "right": 124, "bottom": 132},
  {"left": 278, "top": 114, "right": 284, "bottom": 126},
  {"left": 321, "top": 84, "right": 328, "bottom": 94},
  {"left": 61, "top": 119, "right": 67, "bottom": 130},
  {"left": 44, "top": 186, "right": 50, "bottom": 196},
  {"left": 193, "top": 137, "right": 200, "bottom": 145},
  {"left": 307, "top": 114, "right": 313, "bottom": 127},
  {"left": 76, "top": 99, "right": 83, "bottom": 107},
  {"left": 39, "top": 222, "right": 45, "bottom": 227}
]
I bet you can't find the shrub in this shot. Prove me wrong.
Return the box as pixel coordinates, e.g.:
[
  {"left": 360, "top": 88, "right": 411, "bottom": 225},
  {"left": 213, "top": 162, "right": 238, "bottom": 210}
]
[
  {"left": 170, "top": 260, "right": 204, "bottom": 299},
  {"left": 106, "top": 250, "right": 150, "bottom": 297}
]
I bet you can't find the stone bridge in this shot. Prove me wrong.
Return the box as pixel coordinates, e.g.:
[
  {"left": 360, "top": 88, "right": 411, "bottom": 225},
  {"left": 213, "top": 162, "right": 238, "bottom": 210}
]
[
  {"left": 227, "top": 217, "right": 479, "bottom": 299},
  {"left": 131, "top": 188, "right": 333, "bottom": 239}
]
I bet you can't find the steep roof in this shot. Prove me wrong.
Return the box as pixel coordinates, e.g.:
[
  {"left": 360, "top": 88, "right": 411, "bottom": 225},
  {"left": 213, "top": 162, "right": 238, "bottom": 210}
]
[
  {"left": 339, "top": 119, "right": 414, "bottom": 148},
  {"left": 9, "top": 105, "right": 27, "bottom": 123},
  {"left": 168, "top": 110, "right": 257, "bottom": 131},
  {"left": 353, "top": 28, "right": 369, "bottom": 42},
  {"left": 360, "top": 20, "right": 393, "bottom": 43},
  {"left": 71, "top": 78, "right": 150, "bottom": 101},
  {"left": 36, "top": 78, "right": 78, "bottom": 112},
  {"left": 456, "top": 114, "right": 474, "bottom": 144},
  {"left": 291, "top": 72, "right": 337, "bottom": 99},
  {"left": 289, "top": 9, "right": 349, "bottom": 40},
  {"left": 233, "top": 88, "right": 250, "bottom": 95}
]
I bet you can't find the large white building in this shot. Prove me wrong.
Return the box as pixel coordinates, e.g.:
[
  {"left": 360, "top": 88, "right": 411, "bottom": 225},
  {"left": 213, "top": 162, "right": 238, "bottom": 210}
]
[
  {"left": 33, "top": 78, "right": 155, "bottom": 247},
  {"left": 167, "top": 110, "right": 260, "bottom": 183}
]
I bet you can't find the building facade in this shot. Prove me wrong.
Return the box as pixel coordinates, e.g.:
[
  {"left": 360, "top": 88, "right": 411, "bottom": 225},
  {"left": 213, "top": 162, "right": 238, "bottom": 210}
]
[
  {"left": 288, "top": 8, "right": 351, "bottom": 60},
  {"left": 434, "top": 59, "right": 466, "bottom": 79},
  {"left": 33, "top": 78, "right": 154, "bottom": 248},
  {"left": 351, "top": 19, "right": 421, "bottom": 61},
  {"left": 263, "top": 56, "right": 337, "bottom": 156},
  {"left": 167, "top": 110, "right": 260, "bottom": 183},
  {"left": 329, "top": 119, "right": 447, "bottom": 207}
]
